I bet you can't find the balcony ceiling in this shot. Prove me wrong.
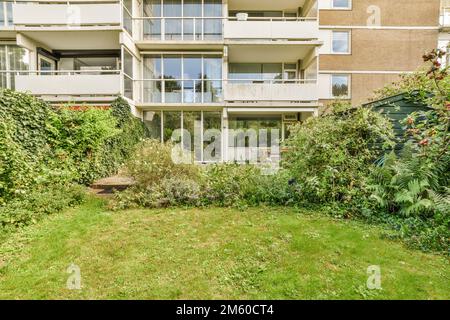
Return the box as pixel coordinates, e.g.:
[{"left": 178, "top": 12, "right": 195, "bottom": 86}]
[
  {"left": 227, "top": 42, "right": 319, "bottom": 63},
  {"left": 18, "top": 30, "right": 121, "bottom": 50},
  {"left": 228, "top": 0, "right": 306, "bottom": 11}
]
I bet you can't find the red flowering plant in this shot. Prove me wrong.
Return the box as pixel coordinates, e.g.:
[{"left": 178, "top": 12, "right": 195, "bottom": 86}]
[
  {"left": 402, "top": 49, "right": 450, "bottom": 161},
  {"left": 369, "top": 50, "right": 449, "bottom": 222}
]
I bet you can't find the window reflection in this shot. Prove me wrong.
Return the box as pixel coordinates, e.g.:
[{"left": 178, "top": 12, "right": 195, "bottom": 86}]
[
  {"left": 142, "top": 0, "right": 222, "bottom": 40},
  {"left": 142, "top": 54, "right": 222, "bottom": 103}
]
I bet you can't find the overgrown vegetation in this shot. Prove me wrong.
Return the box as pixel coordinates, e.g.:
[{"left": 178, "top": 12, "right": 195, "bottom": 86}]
[
  {"left": 111, "top": 50, "right": 449, "bottom": 255},
  {"left": 283, "top": 106, "right": 395, "bottom": 216},
  {"left": 0, "top": 92, "right": 146, "bottom": 231}
]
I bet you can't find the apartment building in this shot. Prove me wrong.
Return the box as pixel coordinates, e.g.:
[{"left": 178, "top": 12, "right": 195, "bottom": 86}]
[{"left": 0, "top": 0, "right": 443, "bottom": 162}]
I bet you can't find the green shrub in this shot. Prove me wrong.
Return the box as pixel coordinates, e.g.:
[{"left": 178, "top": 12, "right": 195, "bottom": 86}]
[
  {"left": 283, "top": 106, "right": 395, "bottom": 214},
  {"left": 98, "top": 97, "right": 148, "bottom": 180},
  {"left": 0, "top": 116, "right": 36, "bottom": 204},
  {"left": 0, "top": 184, "right": 85, "bottom": 230},
  {"left": 366, "top": 49, "right": 449, "bottom": 253},
  {"left": 126, "top": 139, "right": 200, "bottom": 187},
  {"left": 0, "top": 91, "right": 145, "bottom": 231},
  {"left": 111, "top": 141, "right": 301, "bottom": 209},
  {"left": 0, "top": 89, "right": 54, "bottom": 157}
]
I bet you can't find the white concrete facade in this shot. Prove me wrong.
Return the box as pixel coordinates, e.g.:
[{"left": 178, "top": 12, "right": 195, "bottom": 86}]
[{"left": 0, "top": 0, "right": 443, "bottom": 162}]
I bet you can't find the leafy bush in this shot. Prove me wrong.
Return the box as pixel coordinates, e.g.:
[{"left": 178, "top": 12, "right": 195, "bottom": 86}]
[
  {"left": 366, "top": 49, "right": 450, "bottom": 253},
  {"left": 283, "top": 105, "right": 395, "bottom": 214},
  {"left": 0, "top": 91, "right": 145, "bottom": 230},
  {"left": 111, "top": 140, "right": 303, "bottom": 210},
  {"left": 0, "top": 89, "right": 54, "bottom": 157},
  {"left": 0, "top": 116, "right": 35, "bottom": 204},
  {"left": 0, "top": 184, "right": 85, "bottom": 231}
]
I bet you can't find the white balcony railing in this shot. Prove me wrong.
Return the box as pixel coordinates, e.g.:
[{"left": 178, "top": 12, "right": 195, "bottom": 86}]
[
  {"left": 135, "top": 78, "right": 223, "bottom": 104},
  {"left": 441, "top": 8, "right": 450, "bottom": 27},
  {"left": 224, "top": 79, "right": 318, "bottom": 102},
  {"left": 224, "top": 17, "right": 319, "bottom": 40},
  {"left": 5, "top": 70, "right": 121, "bottom": 97},
  {"left": 12, "top": 1, "right": 121, "bottom": 27},
  {"left": 134, "top": 16, "right": 319, "bottom": 41},
  {"left": 135, "top": 17, "right": 223, "bottom": 41}
]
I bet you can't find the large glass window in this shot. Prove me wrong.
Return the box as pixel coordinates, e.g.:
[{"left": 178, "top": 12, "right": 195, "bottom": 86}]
[
  {"left": 229, "top": 63, "right": 283, "bottom": 83},
  {"left": 0, "top": 2, "right": 13, "bottom": 27},
  {"left": 123, "top": 49, "right": 134, "bottom": 99},
  {"left": 332, "top": 31, "right": 350, "bottom": 53},
  {"left": 0, "top": 45, "right": 30, "bottom": 89},
  {"left": 143, "top": 110, "right": 222, "bottom": 163},
  {"left": 142, "top": 54, "right": 222, "bottom": 103},
  {"left": 332, "top": 0, "right": 351, "bottom": 9},
  {"left": 163, "top": 55, "right": 182, "bottom": 103},
  {"left": 183, "top": 55, "right": 202, "bottom": 103},
  {"left": 123, "top": 0, "right": 133, "bottom": 35},
  {"left": 203, "top": 111, "right": 221, "bottom": 161},
  {"left": 183, "top": 111, "right": 202, "bottom": 161},
  {"left": 143, "top": 0, "right": 222, "bottom": 40},
  {"left": 143, "top": 55, "right": 162, "bottom": 102},
  {"left": 143, "top": 111, "right": 162, "bottom": 140},
  {"left": 229, "top": 115, "right": 282, "bottom": 148},
  {"left": 163, "top": 111, "right": 182, "bottom": 142},
  {"left": 0, "top": 45, "right": 6, "bottom": 88},
  {"left": 203, "top": 56, "right": 222, "bottom": 102},
  {"left": 332, "top": 74, "right": 349, "bottom": 98}
]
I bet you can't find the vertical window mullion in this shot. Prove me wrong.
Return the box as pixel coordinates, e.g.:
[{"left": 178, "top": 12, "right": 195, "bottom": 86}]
[
  {"left": 201, "top": 110, "right": 204, "bottom": 162},
  {"left": 161, "top": 111, "right": 164, "bottom": 143},
  {"left": 181, "top": 110, "right": 184, "bottom": 147},
  {"left": 181, "top": 0, "right": 184, "bottom": 40},
  {"left": 201, "top": 55, "right": 204, "bottom": 104},
  {"left": 161, "top": 54, "right": 165, "bottom": 103},
  {"left": 181, "top": 54, "right": 184, "bottom": 103},
  {"left": 201, "top": 0, "right": 204, "bottom": 40},
  {"left": 5, "top": 45, "right": 10, "bottom": 89}
]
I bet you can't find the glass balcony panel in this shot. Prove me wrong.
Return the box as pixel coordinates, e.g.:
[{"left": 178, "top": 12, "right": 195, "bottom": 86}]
[
  {"left": 164, "top": 80, "right": 182, "bottom": 103},
  {"left": 203, "top": 18, "right": 222, "bottom": 40},
  {"left": 165, "top": 19, "right": 182, "bottom": 40},
  {"left": 183, "top": 79, "right": 202, "bottom": 103},
  {"left": 143, "top": 19, "right": 162, "bottom": 40},
  {"left": 124, "top": 76, "right": 133, "bottom": 100},
  {"left": 143, "top": 80, "right": 162, "bottom": 103},
  {"left": 203, "top": 80, "right": 222, "bottom": 103}
]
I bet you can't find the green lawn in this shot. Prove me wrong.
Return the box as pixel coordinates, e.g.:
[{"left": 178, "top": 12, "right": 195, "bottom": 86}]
[{"left": 0, "top": 198, "right": 448, "bottom": 300}]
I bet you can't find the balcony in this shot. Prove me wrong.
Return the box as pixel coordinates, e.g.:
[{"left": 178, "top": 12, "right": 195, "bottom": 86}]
[
  {"left": 12, "top": 70, "right": 121, "bottom": 102},
  {"left": 224, "top": 79, "right": 318, "bottom": 103},
  {"left": 135, "top": 79, "right": 223, "bottom": 105},
  {"left": 134, "top": 17, "right": 223, "bottom": 50},
  {"left": 224, "top": 17, "right": 319, "bottom": 41},
  {"left": 12, "top": 1, "right": 121, "bottom": 29}
]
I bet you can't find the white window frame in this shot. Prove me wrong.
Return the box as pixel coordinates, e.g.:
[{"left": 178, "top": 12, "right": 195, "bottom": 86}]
[
  {"left": 331, "top": 0, "right": 352, "bottom": 10},
  {"left": 331, "top": 30, "right": 351, "bottom": 54},
  {"left": 143, "top": 109, "right": 223, "bottom": 163},
  {"left": 0, "top": 2, "right": 13, "bottom": 28},
  {"left": 331, "top": 74, "right": 350, "bottom": 99},
  {"left": 141, "top": 53, "right": 223, "bottom": 104}
]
